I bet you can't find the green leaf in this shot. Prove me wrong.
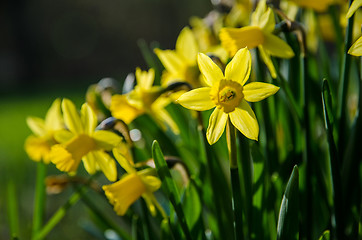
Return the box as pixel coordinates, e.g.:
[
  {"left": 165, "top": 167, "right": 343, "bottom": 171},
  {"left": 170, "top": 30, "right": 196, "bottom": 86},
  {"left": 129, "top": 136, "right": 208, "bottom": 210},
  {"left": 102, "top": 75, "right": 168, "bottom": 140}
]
[
  {"left": 152, "top": 140, "right": 192, "bottom": 240},
  {"left": 277, "top": 165, "right": 299, "bottom": 240},
  {"left": 318, "top": 230, "right": 330, "bottom": 240}
]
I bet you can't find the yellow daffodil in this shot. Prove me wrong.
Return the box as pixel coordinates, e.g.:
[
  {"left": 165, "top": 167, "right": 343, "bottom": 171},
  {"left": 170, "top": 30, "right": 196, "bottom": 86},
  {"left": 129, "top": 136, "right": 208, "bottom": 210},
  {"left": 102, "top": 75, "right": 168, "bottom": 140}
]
[
  {"left": 103, "top": 148, "right": 162, "bottom": 216},
  {"left": 25, "top": 98, "right": 64, "bottom": 163},
  {"left": 154, "top": 27, "right": 203, "bottom": 87},
  {"left": 110, "top": 68, "right": 179, "bottom": 133},
  {"left": 219, "top": 0, "right": 294, "bottom": 78},
  {"left": 177, "top": 48, "right": 279, "bottom": 145},
  {"left": 50, "top": 99, "right": 122, "bottom": 181}
]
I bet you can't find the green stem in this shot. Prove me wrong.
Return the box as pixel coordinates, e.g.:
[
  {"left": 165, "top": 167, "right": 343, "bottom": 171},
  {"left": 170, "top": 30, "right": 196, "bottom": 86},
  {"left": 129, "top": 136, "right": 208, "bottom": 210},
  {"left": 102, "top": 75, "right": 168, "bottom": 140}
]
[
  {"left": 32, "top": 162, "right": 47, "bottom": 239},
  {"left": 227, "top": 119, "right": 244, "bottom": 240},
  {"left": 322, "top": 80, "right": 344, "bottom": 240},
  {"left": 299, "top": 29, "right": 313, "bottom": 240},
  {"left": 34, "top": 184, "right": 87, "bottom": 240},
  {"left": 7, "top": 180, "right": 20, "bottom": 239},
  {"left": 337, "top": 0, "right": 354, "bottom": 159}
]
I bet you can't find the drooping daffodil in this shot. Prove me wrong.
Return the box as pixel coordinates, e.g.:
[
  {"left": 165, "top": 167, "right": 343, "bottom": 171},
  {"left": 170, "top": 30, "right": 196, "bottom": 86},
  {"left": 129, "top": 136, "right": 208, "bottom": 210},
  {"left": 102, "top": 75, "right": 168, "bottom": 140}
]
[
  {"left": 103, "top": 148, "right": 165, "bottom": 217},
  {"left": 110, "top": 68, "right": 179, "bottom": 134},
  {"left": 219, "top": 0, "right": 294, "bottom": 78},
  {"left": 177, "top": 47, "right": 279, "bottom": 145},
  {"left": 25, "top": 98, "right": 64, "bottom": 164},
  {"left": 50, "top": 99, "right": 122, "bottom": 181}
]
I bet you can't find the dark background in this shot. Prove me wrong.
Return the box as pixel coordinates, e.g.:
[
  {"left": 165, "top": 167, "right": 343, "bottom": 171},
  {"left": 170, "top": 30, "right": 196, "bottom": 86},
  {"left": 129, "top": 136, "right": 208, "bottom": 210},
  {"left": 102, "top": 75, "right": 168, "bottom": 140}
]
[{"left": 1, "top": 0, "right": 212, "bottom": 94}]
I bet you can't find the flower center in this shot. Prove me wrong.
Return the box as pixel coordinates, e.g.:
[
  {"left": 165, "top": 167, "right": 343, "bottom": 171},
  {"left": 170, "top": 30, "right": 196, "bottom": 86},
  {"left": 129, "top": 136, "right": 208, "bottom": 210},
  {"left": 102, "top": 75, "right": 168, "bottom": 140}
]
[{"left": 211, "top": 79, "right": 243, "bottom": 113}]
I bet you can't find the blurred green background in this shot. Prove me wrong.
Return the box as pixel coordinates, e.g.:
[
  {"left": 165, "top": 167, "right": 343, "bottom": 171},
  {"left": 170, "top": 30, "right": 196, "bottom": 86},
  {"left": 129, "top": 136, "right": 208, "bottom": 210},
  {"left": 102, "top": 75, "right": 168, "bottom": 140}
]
[{"left": 0, "top": 0, "right": 212, "bottom": 238}]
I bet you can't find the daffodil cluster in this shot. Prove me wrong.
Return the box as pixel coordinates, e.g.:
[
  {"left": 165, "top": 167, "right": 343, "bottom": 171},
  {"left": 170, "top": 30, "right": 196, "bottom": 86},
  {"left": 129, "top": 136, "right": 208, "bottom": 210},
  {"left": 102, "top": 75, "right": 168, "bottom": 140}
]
[{"left": 23, "top": 1, "right": 362, "bottom": 239}]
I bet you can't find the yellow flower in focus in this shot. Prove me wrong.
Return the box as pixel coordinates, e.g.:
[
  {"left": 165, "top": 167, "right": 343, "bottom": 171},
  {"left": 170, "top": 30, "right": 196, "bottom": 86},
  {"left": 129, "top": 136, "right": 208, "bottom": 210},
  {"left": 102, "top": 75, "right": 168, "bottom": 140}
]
[
  {"left": 50, "top": 99, "right": 122, "bottom": 181},
  {"left": 25, "top": 98, "right": 63, "bottom": 163},
  {"left": 154, "top": 27, "right": 202, "bottom": 87},
  {"left": 103, "top": 149, "right": 162, "bottom": 216},
  {"left": 220, "top": 0, "right": 294, "bottom": 78},
  {"left": 110, "top": 68, "right": 179, "bottom": 134},
  {"left": 177, "top": 48, "right": 279, "bottom": 144}
]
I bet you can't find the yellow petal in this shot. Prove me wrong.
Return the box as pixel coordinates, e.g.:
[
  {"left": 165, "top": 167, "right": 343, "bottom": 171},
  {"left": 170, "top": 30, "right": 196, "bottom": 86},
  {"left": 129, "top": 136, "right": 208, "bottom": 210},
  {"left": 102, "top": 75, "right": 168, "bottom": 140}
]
[
  {"left": 229, "top": 100, "right": 259, "bottom": 141},
  {"left": 263, "top": 34, "right": 295, "bottom": 58},
  {"left": 91, "top": 150, "right": 117, "bottom": 182},
  {"left": 139, "top": 170, "right": 162, "bottom": 192},
  {"left": 81, "top": 103, "right": 97, "bottom": 135},
  {"left": 243, "top": 82, "right": 280, "bottom": 102},
  {"left": 225, "top": 47, "right": 251, "bottom": 86},
  {"left": 259, "top": 8, "right": 275, "bottom": 32},
  {"left": 113, "top": 148, "right": 135, "bottom": 173},
  {"left": 136, "top": 68, "right": 155, "bottom": 90},
  {"left": 62, "top": 99, "right": 83, "bottom": 134},
  {"left": 348, "top": 36, "right": 362, "bottom": 56},
  {"left": 51, "top": 134, "right": 95, "bottom": 173},
  {"left": 45, "top": 98, "right": 63, "bottom": 130},
  {"left": 93, "top": 130, "right": 121, "bottom": 150},
  {"left": 176, "top": 27, "right": 198, "bottom": 64},
  {"left": 26, "top": 117, "right": 46, "bottom": 136},
  {"left": 24, "top": 135, "right": 51, "bottom": 163},
  {"left": 82, "top": 152, "right": 97, "bottom": 175},
  {"left": 252, "top": 0, "right": 267, "bottom": 25},
  {"left": 50, "top": 144, "right": 82, "bottom": 173},
  {"left": 206, "top": 108, "right": 228, "bottom": 145},
  {"left": 197, "top": 53, "right": 224, "bottom": 87},
  {"left": 110, "top": 94, "right": 143, "bottom": 124},
  {"left": 177, "top": 87, "right": 214, "bottom": 111},
  {"left": 347, "top": 0, "right": 362, "bottom": 18},
  {"left": 219, "top": 27, "right": 264, "bottom": 56},
  {"left": 154, "top": 48, "right": 185, "bottom": 74},
  {"left": 142, "top": 194, "right": 157, "bottom": 216},
  {"left": 151, "top": 101, "right": 180, "bottom": 134},
  {"left": 103, "top": 173, "right": 146, "bottom": 215},
  {"left": 53, "top": 129, "right": 74, "bottom": 143},
  {"left": 258, "top": 45, "right": 277, "bottom": 79}
]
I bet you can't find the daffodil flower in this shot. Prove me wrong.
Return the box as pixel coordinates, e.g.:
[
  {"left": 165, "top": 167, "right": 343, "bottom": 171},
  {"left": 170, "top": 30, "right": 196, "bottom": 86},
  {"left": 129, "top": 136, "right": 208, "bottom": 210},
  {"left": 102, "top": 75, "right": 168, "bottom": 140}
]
[
  {"left": 103, "top": 148, "right": 163, "bottom": 216},
  {"left": 50, "top": 99, "right": 122, "bottom": 181},
  {"left": 219, "top": 0, "right": 294, "bottom": 78},
  {"left": 25, "top": 98, "right": 64, "bottom": 163},
  {"left": 177, "top": 47, "right": 279, "bottom": 145},
  {"left": 154, "top": 27, "right": 202, "bottom": 87},
  {"left": 110, "top": 68, "right": 179, "bottom": 134}
]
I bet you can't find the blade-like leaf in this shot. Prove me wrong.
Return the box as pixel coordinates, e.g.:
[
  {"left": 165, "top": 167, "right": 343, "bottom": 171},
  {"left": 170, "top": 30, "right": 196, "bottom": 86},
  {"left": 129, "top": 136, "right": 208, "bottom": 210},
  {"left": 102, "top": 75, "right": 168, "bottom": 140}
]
[
  {"left": 152, "top": 140, "right": 192, "bottom": 240},
  {"left": 277, "top": 165, "right": 299, "bottom": 240}
]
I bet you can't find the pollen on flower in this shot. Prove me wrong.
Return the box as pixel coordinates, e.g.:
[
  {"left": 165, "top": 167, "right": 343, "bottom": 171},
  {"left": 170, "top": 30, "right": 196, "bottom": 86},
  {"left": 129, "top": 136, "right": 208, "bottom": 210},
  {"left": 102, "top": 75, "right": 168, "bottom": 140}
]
[{"left": 211, "top": 79, "right": 243, "bottom": 113}]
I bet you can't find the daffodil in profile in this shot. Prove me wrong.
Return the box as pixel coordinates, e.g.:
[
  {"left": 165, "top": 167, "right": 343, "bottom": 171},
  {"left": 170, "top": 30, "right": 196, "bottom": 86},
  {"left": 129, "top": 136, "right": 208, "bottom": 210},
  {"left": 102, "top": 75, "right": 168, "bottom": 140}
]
[
  {"left": 25, "top": 98, "right": 64, "bottom": 163},
  {"left": 110, "top": 68, "right": 179, "bottom": 133},
  {"left": 177, "top": 47, "right": 279, "bottom": 144},
  {"left": 154, "top": 27, "right": 202, "bottom": 87},
  {"left": 50, "top": 99, "right": 122, "bottom": 181},
  {"left": 219, "top": 0, "right": 294, "bottom": 78},
  {"left": 103, "top": 148, "right": 164, "bottom": 216}
]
